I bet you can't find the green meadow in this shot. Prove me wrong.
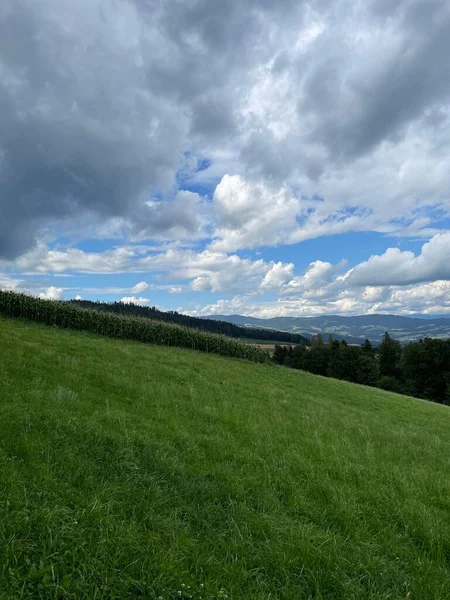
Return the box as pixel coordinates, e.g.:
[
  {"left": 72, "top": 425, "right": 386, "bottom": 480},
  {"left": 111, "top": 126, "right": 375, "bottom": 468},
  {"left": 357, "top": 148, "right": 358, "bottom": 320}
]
[{"left": 1, "top": 316, "right": 449, "bottom": 599}]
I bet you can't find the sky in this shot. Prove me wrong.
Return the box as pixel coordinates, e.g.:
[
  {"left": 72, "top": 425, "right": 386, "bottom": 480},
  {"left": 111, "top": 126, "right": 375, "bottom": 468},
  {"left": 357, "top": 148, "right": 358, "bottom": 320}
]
[{"left": 1, "top": 0, "right": 450, "bottom": 318}]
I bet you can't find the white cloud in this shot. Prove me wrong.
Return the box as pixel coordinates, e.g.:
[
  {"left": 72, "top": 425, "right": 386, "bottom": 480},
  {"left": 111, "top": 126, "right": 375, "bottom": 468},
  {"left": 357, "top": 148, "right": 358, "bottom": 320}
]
[
  {"left": 120, "top": 296, "right": 150, "bottom": 306},
  {"left": 0, "top": 274, "right": 21, "bottom": 290},
  {"left": 2, "top": 0, "right": 450, "bottom": 324},
  {"left": 1, "top": 0, "right": 450, "bottom": 264},
  {"left": 189, "top": 252, "right": 272, "bottom": 293},
  {"left": 346, "top": 232, "right": 450, "bottom": 286},
  {"left": 5, "top": 233, "right": 450, "bottom": 313},
  {"left": 39, "top": 287, "right": 64, "bottom": 301},
  {"left": 184, "top": 235, "right": 450, "bottom": 318},
  {"left": 283, "top": 261, "right": 336, "bottom": 295},
  {"left": 211, "top": 175, "right": 300, "bottom": 252},
  {"left": 387, "top": 281, "right": 450, "bottom": 315},
  {"left": 5, "top": 243, "right": 296, "bottom": 295},
  {"left": 74, "top": 294, "right": 83, "bottom": 301},
  {"left": 261, "top": 262, "right": 294, "bottom": 290},
  {"left": 189, "top": 296, "right": 253, "bottom": 317},
  {"left": 9, "top": 244, "right": 137, "bottom": 275},
  {"left": 189, "top": 279, "right": 450, "bottom": 319},
  {"left": 131, "top": 281, "right": 150, "bottom": 294}
]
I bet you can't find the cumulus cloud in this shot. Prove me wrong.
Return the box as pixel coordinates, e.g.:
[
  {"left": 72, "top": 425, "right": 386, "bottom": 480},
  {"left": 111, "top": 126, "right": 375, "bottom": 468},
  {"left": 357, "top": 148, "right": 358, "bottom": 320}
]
[
  {"left": 133, "top": 191, "right": 209, "bottom": 242},
  {"left": 0, "top": 0, "right": 199, "bottom": 258},
  {"left": 261, "top": 262, "right": 295, "bottom": 290},
  {"left": 187, "top": 252, "right": 280, "bottom": 294},
  {"left": 0, "top": 274, "right": 21, "bottom": 290},
  {"left": 2, "top": 0, "right": 450, "bottom": 318},
  {"left": 4, "top": 232, "right": 450, "bottom": 297},
  {"left": 120, "top": 296, "right": 150, "bottom": 306},
  {"left": 347, "top": 232, "right": 450, "bottom": 286},
  {"left": 3, "top": 243, "right": 296, "bottom": 295},
  {"left": 303, "top": 1, "right": 450, "bottom": 162},
  {"left": 211, "top": 175, "right": 300, "bottom": 251},
  {"left": 187, "top": 235, "right": 450, "bottom": 317},
  {"left": 39, "top": 286, "right": 64, "bottom": 301},
  {"left": 2, "top": 0, "right": 449, "bottom": 262},
  {"left": 191, "top": 280, "right": 450, "bottom": 319},
  {"left": 283, "top": 261, "right": 337, "bottom": 295},
  {"left": 131, "top": 281, "right": 150, "bottom": 294}
]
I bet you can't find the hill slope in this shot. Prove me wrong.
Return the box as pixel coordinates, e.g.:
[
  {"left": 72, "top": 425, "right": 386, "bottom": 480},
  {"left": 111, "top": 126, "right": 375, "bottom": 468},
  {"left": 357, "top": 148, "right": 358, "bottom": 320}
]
[
  {"left": 207, "top": 313, "right": 450, "bottom": 343},
  {"left": 1, "top": 317, "right": 450, "bottom": 599}
]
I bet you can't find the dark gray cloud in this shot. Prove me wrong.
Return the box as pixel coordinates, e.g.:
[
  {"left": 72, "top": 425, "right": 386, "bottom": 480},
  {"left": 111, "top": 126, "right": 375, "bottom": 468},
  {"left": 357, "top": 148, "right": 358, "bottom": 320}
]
[
  {"left": 308, "top": 5, "right": 450, "bottom": 160},
  {"left": 287, "top": 0, "right": 450, "bottom": 166},
  {"left": 0, "top": 0, "right": 188, "bottom": 258},
  {"left": 131, "top": 190, "right": 209, "bottom": 241},
  {"left": 190, "top": 95, "right": 237, "bottom": 140},
  {"left": 1, "top": 0, "right": 307, "bottom": 258},
  {"left": 236, "top": 0, "right": 450, "bottom": 182},
  {"left": 1, "top": 0, "right": 450, "bottom": 260}
]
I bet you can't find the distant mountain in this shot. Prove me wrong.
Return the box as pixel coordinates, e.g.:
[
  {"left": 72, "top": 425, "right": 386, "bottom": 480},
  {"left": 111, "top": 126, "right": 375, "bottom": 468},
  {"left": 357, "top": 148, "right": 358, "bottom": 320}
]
[{"left": 204, "top": 314, "right": 450, "bottom": 344}]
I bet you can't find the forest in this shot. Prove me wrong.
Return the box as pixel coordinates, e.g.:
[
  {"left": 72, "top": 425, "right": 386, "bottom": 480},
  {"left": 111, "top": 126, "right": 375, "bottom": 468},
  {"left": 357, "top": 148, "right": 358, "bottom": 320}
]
[{"left": 274, "top": 333, "right": 450, "bottom": 405}]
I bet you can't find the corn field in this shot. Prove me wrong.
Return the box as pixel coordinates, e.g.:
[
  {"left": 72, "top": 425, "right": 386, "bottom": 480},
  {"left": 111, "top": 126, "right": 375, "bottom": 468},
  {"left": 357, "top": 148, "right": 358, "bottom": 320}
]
[{"left": 0, "top": 291, "right": 269, "bottom": 363}]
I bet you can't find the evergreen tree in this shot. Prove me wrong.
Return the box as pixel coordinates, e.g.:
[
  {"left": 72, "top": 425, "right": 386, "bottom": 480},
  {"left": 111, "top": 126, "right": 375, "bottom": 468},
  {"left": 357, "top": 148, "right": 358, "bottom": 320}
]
[
  {"left": 283, "top": 346, "right": 295, "bottom": 368},
  {"left": 401, "top": 338, "right": 450, "bottom": 403},
  {"left": 303, "top": 343, "right": 330, "bottom": 376},
  {"left": 291, "top": 344, "right": 307, "bottom": 370},
  {"left": 378, "top": 332, "right": 402, "bottom": 378},
  {"left": 329, "top": 338, "right": 341, "bottom": 354},
  {"left": 311, "top": 333, "right": 324, "bottom": 347},
  {"left": 362, "top": 339, "right": 373, "bottom": 354},
  {"left": 355, "top": 352, "right": 379, "bottom": 386},
  {"left": 273, "top": 345, "right": 288, "bottom": 365},
  {"left": 377, "top": 376, "right": 405, "bottom": 394}
]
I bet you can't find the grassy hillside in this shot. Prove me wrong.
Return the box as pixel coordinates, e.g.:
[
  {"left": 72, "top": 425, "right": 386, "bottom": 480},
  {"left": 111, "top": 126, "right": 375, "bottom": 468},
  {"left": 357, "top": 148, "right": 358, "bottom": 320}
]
[{"left": 1, "top": 317, "right": 450, "bottom": 600}]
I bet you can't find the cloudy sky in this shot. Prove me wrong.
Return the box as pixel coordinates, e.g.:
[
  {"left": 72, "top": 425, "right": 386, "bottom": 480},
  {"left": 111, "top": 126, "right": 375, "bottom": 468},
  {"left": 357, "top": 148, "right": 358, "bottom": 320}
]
[{"left": 1, "top": 0, "right": 450, "bottom": 317}]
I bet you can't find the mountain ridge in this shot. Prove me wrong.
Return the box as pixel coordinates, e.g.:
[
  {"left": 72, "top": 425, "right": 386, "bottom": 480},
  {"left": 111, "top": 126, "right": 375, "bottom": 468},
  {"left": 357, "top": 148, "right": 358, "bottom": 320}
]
[{"left": 204, "top": 313, "right": 450, "bottom": 343}]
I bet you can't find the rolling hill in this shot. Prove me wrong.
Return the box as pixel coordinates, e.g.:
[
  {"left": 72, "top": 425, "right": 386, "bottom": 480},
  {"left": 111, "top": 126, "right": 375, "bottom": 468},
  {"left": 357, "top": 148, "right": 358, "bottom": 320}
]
[
  {"left": 68, "top": 299, "right": 309, "bottom": 345},
  {"left": 1, "top": 315, "right": 450, "bottom": 599},
  {"left": 206, "top": 313, "right": 450, "bottom": 344}
]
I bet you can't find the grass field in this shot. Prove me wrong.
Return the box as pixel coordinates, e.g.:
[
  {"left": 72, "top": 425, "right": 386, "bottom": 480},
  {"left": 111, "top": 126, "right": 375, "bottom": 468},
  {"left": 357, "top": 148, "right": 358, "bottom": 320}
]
[
  {"left": 240, "top": 339, "right": 296, "bottom": 354},
  {"left": 1, "top": 316, "right": 450, "bottom": 599}
]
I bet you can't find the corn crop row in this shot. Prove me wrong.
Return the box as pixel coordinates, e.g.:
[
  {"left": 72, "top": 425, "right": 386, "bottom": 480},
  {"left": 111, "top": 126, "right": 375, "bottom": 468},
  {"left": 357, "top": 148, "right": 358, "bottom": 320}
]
[{"left": 0, "top": 291, "right": 269, "bottom": 363}]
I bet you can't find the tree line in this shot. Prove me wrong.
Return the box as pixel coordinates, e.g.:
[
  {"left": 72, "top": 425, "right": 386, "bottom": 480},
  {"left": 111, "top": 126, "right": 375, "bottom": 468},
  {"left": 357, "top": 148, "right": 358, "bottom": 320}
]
[
  {"left": 273, "top": 333, "right": 450, "bottom": 405},
  {"left": 69, "top": 299, "right": 309, "bottom": 345}
]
